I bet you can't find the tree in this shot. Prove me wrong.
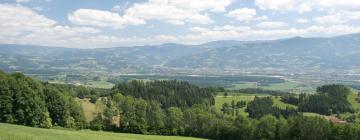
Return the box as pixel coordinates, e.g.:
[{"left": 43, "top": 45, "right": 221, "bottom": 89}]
[
  {"left": 10, "top": 73, "right": 50, "bottom": 127},
  {"left": 255, "top": 115, "right": 277, "bottom": 140},
  {"left": 221, "top": 103, "right": 231, "bottom": 115},
  {"left": 44, "top": 86, "right": 70, "bottom": 127},
  {"left": 246, "top": 97, "right": 274, "bottom": 119},
  {"left": 224, "top": 92, "right": 228, "bottom": 98},
  {"left": 90, "top": 113, "right": 105, "bottom": 130},
  {"left": 146, "top": 101, "right": 165, "bottom": 134},
  {"left": 0, "top": 71, "right": 13, "bottom": 123},
  {"left": 299, "top": 84, "right": 353, "bottom": 115},
  {"left": 166, "top": 107, "right": 184, "bottom": 135},
  {"left": 90, "top": 95, "right": 97, "bottom": 104},
  {"left": 232, "top": 115, "right": 254, "bottom": 140}
]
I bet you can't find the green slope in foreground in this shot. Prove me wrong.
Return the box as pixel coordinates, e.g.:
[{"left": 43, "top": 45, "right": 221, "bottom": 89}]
[{"left": 0, "top": 123, "right": 204, "bottom": 140}]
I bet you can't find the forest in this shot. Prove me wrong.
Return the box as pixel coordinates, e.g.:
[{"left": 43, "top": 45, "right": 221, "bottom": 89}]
[{"left": 1, "top": 71, "right": 360, "bottom": 140}]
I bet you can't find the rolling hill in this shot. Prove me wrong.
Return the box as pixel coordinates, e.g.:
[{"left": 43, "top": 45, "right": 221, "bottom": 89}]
[{"left": 1, "top": 33, "right": 360, "bottom": 75}]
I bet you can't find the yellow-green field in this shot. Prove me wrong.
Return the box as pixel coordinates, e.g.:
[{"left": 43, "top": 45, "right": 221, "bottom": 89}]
[
  {"left": 348, "top": 92, "right": 360, "bottom": 112},
  {"left": 86, "top": 81, "right": 114, "bottom": 89},
  {"left": 215, "top": 93, "right": 296, "bottom": 116},
  {"left": 0, "top": 123, "right": 204, "bottom": 140},
  {"left": 76, "top": 98, "right": 106, "bottom": 122},
  {"left": 230, "top": 82, "right": 314, "bottom": 93}
]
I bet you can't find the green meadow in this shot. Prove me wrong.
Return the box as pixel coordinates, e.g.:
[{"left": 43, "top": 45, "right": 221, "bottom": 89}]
[{"left": 0, "top": 123, "right": 204, "bottom": 140}]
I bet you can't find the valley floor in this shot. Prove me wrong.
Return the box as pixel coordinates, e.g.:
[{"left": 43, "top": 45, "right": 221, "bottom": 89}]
[{"left": 0, "top": 123, "right": 204, "bottom": 140}]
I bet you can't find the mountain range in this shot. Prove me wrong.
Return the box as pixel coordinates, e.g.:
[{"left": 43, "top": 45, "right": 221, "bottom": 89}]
[{"left": 1, "top": 33, "right": 360, "bottom": 75}]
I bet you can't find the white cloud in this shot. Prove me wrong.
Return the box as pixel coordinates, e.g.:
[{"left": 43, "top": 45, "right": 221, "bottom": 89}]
[
  {"left": 122, "top": 0, "right": 232, "bottom": 25},
  {"left": 68, "top": 9, "right": 145, "bottom": 29},
  {"left": 69, "top": 0, "right": 232, "bottom": 27},
  {"left": 314, "top": 14, "right": 347, "bottom": 25},
  {"left": 296, "top": 18, "right": 309, "bottom": 23},
  {"left": 16, "top": 0, "right": 31, "bottom": 3},
  {"left": 256, "top": 21, "right": 288, "bottom": 29},
  {"left": 254, "top": 0, "right": 360, "bottom": 13},
  {"left": 0, "top": 4, "right": 56, "bottom": 36},
  {"left": 183, "top": 24, "right": 360, "bottom": 44},
  {"left": 314, "top": 11, "right": 360, "bottom": 25},
  {"left": 226, "top": 8, "right": 257, "bottom": 22},
  {"left": 0, "top": 4, "right": 101, "bottom": 47},
  {"left": 255, "top": 0, "right": 311, "bottom": 13}
]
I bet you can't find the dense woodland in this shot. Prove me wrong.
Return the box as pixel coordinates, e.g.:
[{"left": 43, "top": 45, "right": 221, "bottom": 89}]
[
  {"left": 111, "top": 80, "right": 215, "bottom": 109},
  {"left": 2, "top": 71, "right": 360, "bottom": 139}
]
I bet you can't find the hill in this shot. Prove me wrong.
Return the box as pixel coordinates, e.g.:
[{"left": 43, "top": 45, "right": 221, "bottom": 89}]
[
  {"left": 166, "top": 33, "right": 360, "bottom": 72},
  {"left": 0, "top": 123, "right": 203, "bottom": 140},
  {"left": 2, "top": 33, "right": 360, "bottom": 75}
]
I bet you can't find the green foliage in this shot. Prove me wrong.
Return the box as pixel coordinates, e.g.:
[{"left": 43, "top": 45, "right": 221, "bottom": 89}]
[
  {"left": 254, "top": 115, "right": 277, "bottom": 140},
  {"left": 246, "top": 97, "right": 298, "bottom": 119},
  {"left": 0, "top": 71, "right": 86, "bottom": 129},
  {"left": 246, "top": 97, "right": 274, "bottom": 119},
  {"left": 112, "top": 80, "right": 215, "bottom": 109},
  {"left": 90, "top": 113, "right": 105, "bottom": 130},
  {"left": 299, "top": 84, "right": 353, "bottom": 115},
  {"left": 165, "top": 107, "right": 184, "bottom": 135},
  {"left": 3, "top": 71, "right": 360, "bottom": 140}
]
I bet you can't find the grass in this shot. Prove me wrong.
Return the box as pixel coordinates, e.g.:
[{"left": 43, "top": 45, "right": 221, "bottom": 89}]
[
  {"left": 0, "top": 123, "right": 204, "bottom": 140},
  {"left": 348, "top": 92, "right": 360, "bottom": 112},
  {"left": 231, "top": 82, "right": 257, "bottom": 89},
  {"left": 302, "top": 112, "right": 331, "bottom": 120},
  {"left": 76, "top": 99, "right": 97, "bottom": 122},
  {"left": 86, "top": 81, "right": 114, "bottom": 89},
  {"left": 230, "top": 81, "right": 313, "bottom": 93},
  {"left": 272, "top": 97, "right": 297, "bottom": 109},
  {"left": 76, "top": 98, "right": 106, "bottom": 122},
  {"left": 215, "top": 93, "right": 296, "bottom": 116}
]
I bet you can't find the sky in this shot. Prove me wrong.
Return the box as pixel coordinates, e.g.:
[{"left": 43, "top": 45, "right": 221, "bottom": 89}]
[{"left": 1, "top": 0, "right": 360, "bottom": 48}]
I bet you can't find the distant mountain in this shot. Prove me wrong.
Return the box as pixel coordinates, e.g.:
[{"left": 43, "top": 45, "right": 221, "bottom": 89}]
[
  {"left": 0, "top": 43, "right": 206, "bottom": 74},
  {"left": 166, "top": 33, "right": 360, "bottom": 71},
  {"left": 1, "top": 33, "right": 360, "bottom": 74}
]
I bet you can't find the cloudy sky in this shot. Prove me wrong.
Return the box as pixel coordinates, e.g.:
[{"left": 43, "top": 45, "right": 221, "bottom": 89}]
[{"left": 1, "top": 0, "right": 360, "bottom": 48}]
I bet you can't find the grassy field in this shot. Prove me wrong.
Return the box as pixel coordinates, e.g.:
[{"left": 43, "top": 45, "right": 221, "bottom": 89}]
[
  {"left": 76, "top": 99, "right": 97, "bottom": 122},
  {"left": 76, "top": 98, "right": 106, "bottom": 122},
  {"left": 272, "top": 97, "right": 297, "bottom": 109},
  {"left": 348, "top": 92, "right": 360, "bottom": 112},
  {"left": 86, "top": 81, "right": 114, "bottom": 89},
  {"left": 0, "top": 123, "right": 204, "bottom": 140},
  {"left": 215, "top": 93, "right": 296, "bottom": 116},
  {"left": 230, "top": 81, "right": 313, "bottom": 93}
]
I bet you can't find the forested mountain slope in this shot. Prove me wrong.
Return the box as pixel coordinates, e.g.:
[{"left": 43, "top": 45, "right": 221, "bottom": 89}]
[{"left": 1, "top": 33, "right": 360, "bottom": 74}]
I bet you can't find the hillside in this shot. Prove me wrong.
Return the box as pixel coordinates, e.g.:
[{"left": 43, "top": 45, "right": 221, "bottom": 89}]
[
  {"left": 166, "top": 33, "right": 360, "bottom": 71},
  {"left": 1, "top": 33, "right": 360, "bottom": 75},
  {"left": 0, "top": 123, "right": 203, "bottom": 140}
]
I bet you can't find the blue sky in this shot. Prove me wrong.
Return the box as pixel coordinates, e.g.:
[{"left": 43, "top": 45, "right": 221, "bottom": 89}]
[{"left": 1, "top": 0, "right": 360, "bottom": 48}]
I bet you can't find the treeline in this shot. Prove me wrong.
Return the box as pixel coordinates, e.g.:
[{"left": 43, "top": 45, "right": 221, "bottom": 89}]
[
  {"left": 50, "top": 83, "right": 111, "bottom": 99},
  {"left": 221, "top": 100, "right": 247, "bottom": 116},
  {"left": 2, "top": 71, "right": 360, "bottom": 140},
  {"left": 297, "top": 84, "right": 353, "bottom": 115},
  {"left": 246, "top": 97, "right": 298, "bottom": 119},
  {"left": 111, "top": 80, "right": 215, "bottom": 108},
  {"left": 0, "top": 71, "right": 86, "bottom": 129},
  {"left": 89, "top": 93, "right": 360, "bottom": 140},
  {"left": 233, "top": 88, "right": 291, "bottom": 96}
]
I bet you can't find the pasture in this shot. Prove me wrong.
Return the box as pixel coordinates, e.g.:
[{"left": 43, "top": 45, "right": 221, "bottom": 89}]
[
  {"left": 0, "top": 123, "right": 204, "bottom": 140},
  {"left": 215, "top": 92, "right": 296, "bottom": 116}
]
